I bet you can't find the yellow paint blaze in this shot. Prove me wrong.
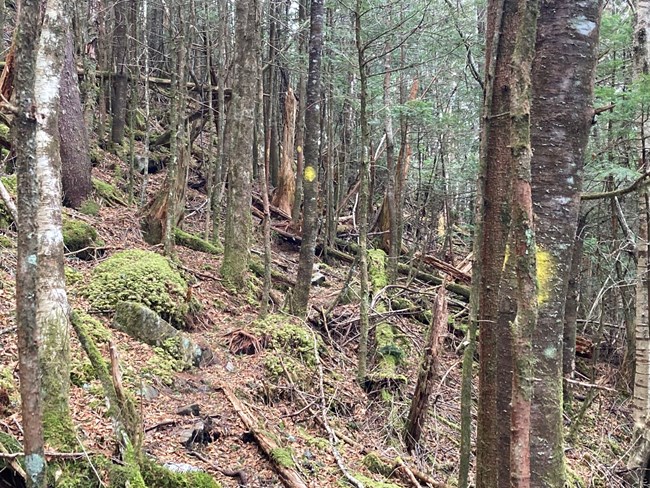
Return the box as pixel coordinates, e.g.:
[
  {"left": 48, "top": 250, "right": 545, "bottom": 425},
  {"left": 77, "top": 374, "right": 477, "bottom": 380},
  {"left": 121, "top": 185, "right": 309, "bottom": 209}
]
[
  {"left": 304, "top": 166, "right": 316, "bottom": 182},
  {"left": 536, "top": 247, "right": 554, "bottom": 305},
  {"left": 297, "top": 145, "right": 302, "bottom": 153}
]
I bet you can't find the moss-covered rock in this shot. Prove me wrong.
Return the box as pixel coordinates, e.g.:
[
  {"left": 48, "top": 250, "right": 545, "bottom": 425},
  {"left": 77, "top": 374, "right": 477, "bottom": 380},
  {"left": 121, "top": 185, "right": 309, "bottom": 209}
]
[
  {"left": 362, "top": 452, "right": 394, "bottom": 477},
  {"left": 254, "top": 314, "right": 323, "bottom": 367},
  {"left": 63, "top": 218, "right": 104, "bottom": 260},
  {"left": 253, "top": 314, "right": 324, "bottom": 387},
  {"left": 140, "top": 456, "right": 222, "bottom": 487},
  {"left": 113, "top": 301, "right": 209, "bottom": 368},
  {"left": 92, "top": 177, "right": 127, "bottom": 206},
  {"left": 83, "top": 250, "right": 190, "bottom": 327},
  {"left": 174, "top": 228, "right": 223, "bottom": 254}
]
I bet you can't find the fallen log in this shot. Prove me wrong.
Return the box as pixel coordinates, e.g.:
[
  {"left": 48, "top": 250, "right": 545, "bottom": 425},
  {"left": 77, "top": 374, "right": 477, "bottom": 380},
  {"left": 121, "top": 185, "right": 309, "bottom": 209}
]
[{"left": 219, "top": 386, "right": 308, "bottom": 488}]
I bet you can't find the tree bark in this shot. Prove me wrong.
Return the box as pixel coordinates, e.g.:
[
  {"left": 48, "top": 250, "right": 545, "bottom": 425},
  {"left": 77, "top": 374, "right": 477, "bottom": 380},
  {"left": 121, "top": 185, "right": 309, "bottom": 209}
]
[
  {"left": 16, "top": 0, "right": 73, "bottom": 485},
  {"left": 629, "top": 0, "right": 650, "bottom": 480},
  {"left": 404, "top": 285, "right": 448, "bottom": 451},
  {"left": 529, "top": 2, "right": 603, "bottom": 486},
  {"left": 60, "top": 30, "right": 92, "bottom": 209},
  {"left": 508, "top": 2, "right": 539, "bottom": 486},
  {"left": 474, "top": 2, "right": 518, "bottom": 486},
  {"left": 221, "top": 0, "right": 260, "bottom": 289},
  {"left": 272, "top": 88, "right": 297, "bottom": 215},
  {"left": 290, "top": 0, "right": 324, "bottom": 314},
  {"left": 111, "top": 0, "right": 129, "bottom": 146}
]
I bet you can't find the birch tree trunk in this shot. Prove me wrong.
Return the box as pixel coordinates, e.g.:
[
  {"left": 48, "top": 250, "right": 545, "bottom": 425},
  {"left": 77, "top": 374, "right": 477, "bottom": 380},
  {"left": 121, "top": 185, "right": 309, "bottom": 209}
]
[
  {"left": 16, "top": 0, "right": 73, "bottom": 485},
  {"left": 529, "top": 2, "right": 603, "bottom": 486}
]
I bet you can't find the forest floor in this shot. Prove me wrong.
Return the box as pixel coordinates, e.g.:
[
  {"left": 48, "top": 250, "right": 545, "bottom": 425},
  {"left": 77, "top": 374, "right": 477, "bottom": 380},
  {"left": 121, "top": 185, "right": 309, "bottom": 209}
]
[{"left": 0, "top": 149, "right": 636, "bottom": 487}]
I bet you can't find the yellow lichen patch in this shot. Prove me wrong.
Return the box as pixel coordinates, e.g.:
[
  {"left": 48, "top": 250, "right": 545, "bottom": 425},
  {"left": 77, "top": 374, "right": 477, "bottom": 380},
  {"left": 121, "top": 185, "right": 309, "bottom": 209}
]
[
  {"left": 536, "top": 247, "right": 554, "bottom": 305},
  {"left": 304, "top": 166, "right": 317, "bottom": 182}
]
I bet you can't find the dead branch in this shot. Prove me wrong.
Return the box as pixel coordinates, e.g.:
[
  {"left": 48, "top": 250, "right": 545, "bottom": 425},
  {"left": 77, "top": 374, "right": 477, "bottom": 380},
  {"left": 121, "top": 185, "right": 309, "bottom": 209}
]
[{"left": 219, "top": 386, "right": 308, "bottom": 488}]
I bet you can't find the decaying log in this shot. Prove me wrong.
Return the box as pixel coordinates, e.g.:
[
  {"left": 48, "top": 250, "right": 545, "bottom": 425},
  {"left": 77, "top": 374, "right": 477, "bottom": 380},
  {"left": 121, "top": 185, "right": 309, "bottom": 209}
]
[
  {"left": 219, "top": 386, "right": 308, "bottom": 488},
  {"left": 414, "top": 252, "right": 471, "bottom": 284}
]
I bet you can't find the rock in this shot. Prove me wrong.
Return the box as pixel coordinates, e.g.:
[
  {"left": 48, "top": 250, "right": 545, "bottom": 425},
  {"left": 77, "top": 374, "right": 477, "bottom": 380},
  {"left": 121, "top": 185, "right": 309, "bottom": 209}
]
[
  {"left": 178, "top": 417, "right": 218, "bottom": 447},
  {"left": 62, "top": 218, "right": 104, "bottom": 260},
  {"left": 84, "top": 249, "right": 192, "bottom": 327},
  {"left": 163, "top": 462, "right": 202, "bottom": 473},
  {"left": 113, "top": 301, "right": 211, "bottom": 368},
  {"left": 176, "top": 403, "right": 200, "bottom": 416}
]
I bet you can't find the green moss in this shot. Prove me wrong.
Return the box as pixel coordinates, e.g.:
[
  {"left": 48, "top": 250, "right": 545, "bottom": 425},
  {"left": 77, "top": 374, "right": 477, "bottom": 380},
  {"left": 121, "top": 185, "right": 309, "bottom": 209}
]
[
  {"left": 63, "top": 218, "right": 104, "bottom": 259},
  {"left": 92, "top": 178, "right": 127, "bottom": 206},
  {"left": 1, "top": 174, "right": 16, "bottom": 194},
  {"left": 144, "top": 347, "right": 185, "bottom": 385},
  {"left": 43, "top": 408, "right": 78, "bottom": 451},
  {"left": 368, "top": 249, "right": 388, "bottom": 292},
  {"left": 271, "top": 447, "right": 295, "bottom": 468},
  {"left": 0, "top": 175, "right": 16, "bottom": 228},
  {"left": 65, "top": 266, "right": 84, "bottom": 287},
  {"left": 47, "top": 461, "right": 99, "bottom": 488},
  {"left": 0, "top": 234, "right": 13, "bottom": 248},
  {"left": 254, "top": 314, "right": 323, "bottom": 366},
  {"left": 79, "top": 199, "right": 101, "bottom": 216},
  {"left": 75, "top": 311, "right": 112, "bottom": 344},
  {"left": 70, "top": 354, "right": 95, "bottom": 387},
  {"left": 174, "top": 228, "right": 223, "bottom": 254},
  {"left": 362, "top": 453, "right": 394, "bottom": 477},
  {"left": 83, "top": 249, "right": 189, "bottom": 327},
  {"left": 140, "top": 456, "right": 221, "bottom": 488},
  {"left": 338, "top": 474, "right": 400, "bottom": 488}
]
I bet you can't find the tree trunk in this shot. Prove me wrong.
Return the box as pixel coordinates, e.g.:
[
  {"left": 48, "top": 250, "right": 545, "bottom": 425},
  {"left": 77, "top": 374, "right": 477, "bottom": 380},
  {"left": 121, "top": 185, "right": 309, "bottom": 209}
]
[
  {"left": 563, "top": 216, "right": 585, "bottom": 408},
  {"left": 630, "top": 0, "right": 650, "bottom": 480},
  {"left": 16, "top": 0, "right": 73, "bottom": 484},
  {"left": 291, "top": 0, "right": 308, "bottom": 227},
  {"left": 221, "top": 0, "right": 260, "bottom": 289},
  {"left": 14, "top": 0, "right": 47, "bottom": 484},
  {"left": 404, "top": 285, "right": 448, "bottom": 451},
  {"left": 355, "top": 2, "right": 371, "bottom": 384},
  {"left": 111, "top": 0, "right": 129, "bottom": 146},
  {"left": 529, "top": 2, "right": 603, "bottom": 487},
  {"left": 60, "top": 30, "right": 92, "bottom": 209},
  {"left": 290, "top": 0, "right": 324, "bottom": 314},
  {"left": 474, "top": 2, "right": 518, "bottom": 486},
  {"left": 272, "top": 88, "right": 297, "bottom": 215},
  {"left": 508, "top": 1, "right": 539, "bottom": 486}
]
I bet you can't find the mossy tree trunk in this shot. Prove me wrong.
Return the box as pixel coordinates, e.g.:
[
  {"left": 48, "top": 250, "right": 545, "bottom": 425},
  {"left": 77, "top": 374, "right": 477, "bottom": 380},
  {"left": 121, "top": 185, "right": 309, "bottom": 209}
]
[
  {"left": 221, "top": 0, "right": 260, "bottom": 290},
  {"left": 508, "top": 1, "right": 538, "bottom": 486},
  {"left": 291, "top": 0, "right": 324, "bottom": 314},
  {"left": 15, "top": 0, "right": 74, "bottom": 485},
  {"left": 529, "top": 2, "right": 602, "bottom": 486}
]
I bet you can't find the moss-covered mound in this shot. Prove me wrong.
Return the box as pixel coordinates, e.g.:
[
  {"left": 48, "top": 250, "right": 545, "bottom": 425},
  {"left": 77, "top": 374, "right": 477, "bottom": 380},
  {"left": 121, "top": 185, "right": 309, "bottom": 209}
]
[
  {"left": 253, "top": 314, "right": 324, "bottom": 386},
  {"left": 63, "top": 218, "right": 104, "bottom": 260},
  {"left": 84, "top": 249, "right": 190, "bottom": 327}
]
